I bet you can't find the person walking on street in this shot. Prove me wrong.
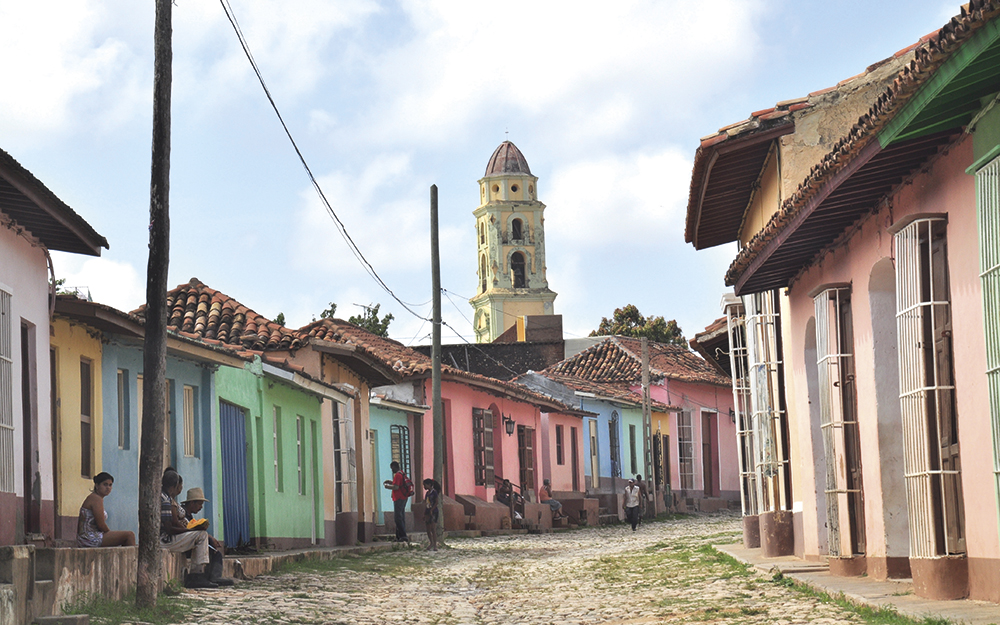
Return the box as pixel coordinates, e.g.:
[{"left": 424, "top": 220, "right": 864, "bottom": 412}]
[
  {"left": 383, "top": 461, "right": 410, "bottom": 542},
  {"left": 635, "top": 475, "right": 649, "bottom": 523},
  {"left": 623, "top": 478, "right": 641, "bottom": 531},
  {"left": 422, "top": 479, "right": 440, "bottom": 551}
]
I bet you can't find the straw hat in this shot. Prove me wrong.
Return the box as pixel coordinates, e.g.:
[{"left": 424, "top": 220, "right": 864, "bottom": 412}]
[{"left": 183, "top": 487, "right": 209, "bottom": 503}]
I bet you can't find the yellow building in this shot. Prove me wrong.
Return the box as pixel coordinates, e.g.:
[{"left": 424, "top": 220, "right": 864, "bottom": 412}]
[
  {"left": 470, "top": 141, "right": 557, "bottom": 343},
  {"left": 50, "top": 312, "right": 104, "bottom": 541}
]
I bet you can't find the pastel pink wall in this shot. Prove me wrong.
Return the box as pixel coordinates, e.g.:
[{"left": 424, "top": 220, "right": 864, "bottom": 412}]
[
  {"left": 787, "top": 135, "right": 999, "bottom": 563},
  {"left": 421, "top": 379, "right": 541, "bottom": 500},
  {"left": 643, "top": 380, "right": 738, "bottom": 496}
]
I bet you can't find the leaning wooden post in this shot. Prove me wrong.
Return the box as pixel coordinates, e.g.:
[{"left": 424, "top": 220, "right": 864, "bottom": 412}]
[{"left": 137, "top": 0, "right": 172, "bottom": 607}]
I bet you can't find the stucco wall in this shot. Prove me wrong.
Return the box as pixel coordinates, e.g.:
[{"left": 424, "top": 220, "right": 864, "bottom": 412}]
[
  {"left": 0, "top": 227, "right": 53, "bottom": 545},
  {"left": 50, "top": 316, "right": 104, "bottom": 539},
  {"left": 100, "top": 337, "right": 219, "bottom": 540},
  {"left": 543, "top": 412, "right": 584, "bottom": 492},
  {"left": 369, "top": 405, "right": 410, "bottom": 523},
  {"left": 216, "top": 363, "right": 326, "bottom": 547},
  {"left": 787, "top": 134, "right": 999, "bottom": 564},
  {"left": 646, "top": 379, "right": 737, "bottom": 497}
]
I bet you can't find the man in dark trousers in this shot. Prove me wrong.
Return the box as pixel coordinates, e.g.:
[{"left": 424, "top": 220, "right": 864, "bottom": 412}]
[{"left": 383, "top": 461, "right": 410, "bottom": 542}]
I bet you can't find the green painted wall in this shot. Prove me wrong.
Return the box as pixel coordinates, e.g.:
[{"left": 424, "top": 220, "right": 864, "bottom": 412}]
[
  {"left": 973, "top": 98, "right": 1000, "bottom": 163},
  {"left": 369, "top": 405, "right": 411, "bottom": 522},
  {"left": 215, "top": 360, "right": 325, "bottom": 546}
]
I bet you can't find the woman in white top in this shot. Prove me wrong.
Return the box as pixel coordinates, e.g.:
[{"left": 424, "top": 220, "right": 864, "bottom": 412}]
[{"left": 77, "top": 472, "right": 136, "bottom": 547}]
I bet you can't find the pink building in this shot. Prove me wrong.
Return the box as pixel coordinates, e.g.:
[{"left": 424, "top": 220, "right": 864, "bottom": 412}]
[{"left": 685, "top": 1, "right": 1000, "bottom": 602}]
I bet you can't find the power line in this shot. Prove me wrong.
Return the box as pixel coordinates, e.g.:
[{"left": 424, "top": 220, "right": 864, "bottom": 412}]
[{"left": 219, "top": 0, "right": 430, "bottom": 322}]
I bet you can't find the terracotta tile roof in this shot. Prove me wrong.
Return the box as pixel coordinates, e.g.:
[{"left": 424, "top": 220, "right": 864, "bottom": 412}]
[
  {"left": 537, "top": 371, "right": 678, "bottom": 412},
  {"left": 297, "top": 319, "right": 583, "bottom": 413},
  {"left": 132, "top": 278, "right": 303, "bottom": 352},
  {"left": 684, "top": 25, "right": 920, "bottom": 251},
  {"left": 546, "top": 337, "right": 730, "bottom": 387},
  {"left": 725, "top": 0, "right": 1000, "bottom": 288},
  {"left": 298, "top": 318, "right": 434, "bottom": 377}
]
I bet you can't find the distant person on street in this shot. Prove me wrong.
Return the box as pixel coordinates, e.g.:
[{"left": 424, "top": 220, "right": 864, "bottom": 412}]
[
  {"left": 383, "top": 461, "right": 410, "bottom": 542},
  {"left": 635, "top": 475, "right": 649, "bottom": 522},
  {"left": 539, "top": 478, "right": 565, "bottom": 521},
  {"left": 423, "top": 478, "right": 441, "bottom": 551},
  {"left": 77, "top": 472, "right": 135, "bottom": 547},
  {"left": 623, "top": 478, "right": 641, "bottom": 531}
]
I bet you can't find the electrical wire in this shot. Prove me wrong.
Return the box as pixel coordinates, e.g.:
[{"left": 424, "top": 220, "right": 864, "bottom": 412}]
[{"left": 219, "top": 0, "right": 430, "bottom": 321}]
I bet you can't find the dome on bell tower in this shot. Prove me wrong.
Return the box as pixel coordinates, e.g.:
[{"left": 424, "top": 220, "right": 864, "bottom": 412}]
[{"left": 485, "top": 141, "right": 532, "bottom": 176}]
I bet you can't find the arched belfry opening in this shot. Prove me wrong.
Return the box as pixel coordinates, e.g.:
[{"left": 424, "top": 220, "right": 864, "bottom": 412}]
[{"left": 511, "top": 252, "right": 526, "bottom": 288}]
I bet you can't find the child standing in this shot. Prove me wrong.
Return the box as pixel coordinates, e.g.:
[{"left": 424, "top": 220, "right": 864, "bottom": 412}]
[{"left": 423, "top": 479, "right": 441, "bottom": 551}]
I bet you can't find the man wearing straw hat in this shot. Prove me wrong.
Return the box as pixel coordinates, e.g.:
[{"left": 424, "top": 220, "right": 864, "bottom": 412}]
[{"left": 182, "top": 487, "right": 234, "bottom": 586}]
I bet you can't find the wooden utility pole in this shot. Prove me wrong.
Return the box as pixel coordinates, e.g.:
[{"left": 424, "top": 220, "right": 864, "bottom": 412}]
[
  {"left": 641, "top": 338, "right": 652, "bottom": 513},
  {"left": 137, "top": 0, "right": 172, "bottom": 607},
  {"left": 430, "top": 185, "right": 444, "bottom": 538}
]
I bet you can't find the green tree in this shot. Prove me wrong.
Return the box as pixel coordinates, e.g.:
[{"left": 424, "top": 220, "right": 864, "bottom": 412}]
[
  {"left": 348, "top": 303, "right": 394, "bottom": 338},
  {"left": 273, "top": 312, "right": 285, "bottom": 326},
  {"left": 590, "top": 304, "right": 686, "bottom": 346},
  {"left": 319, "top": 302, "right": 337, "bottom": 319}
]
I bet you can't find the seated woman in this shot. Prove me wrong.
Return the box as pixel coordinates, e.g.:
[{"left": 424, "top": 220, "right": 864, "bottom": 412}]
[
  {"left": 495, "top": 479, "right": 513, "bottom": 506},
  {"left": 77, "top": 472, "right": 136, "bottom": 547},
  {"left": 538, "top": 478, "right": 564, "bottom": 520}
]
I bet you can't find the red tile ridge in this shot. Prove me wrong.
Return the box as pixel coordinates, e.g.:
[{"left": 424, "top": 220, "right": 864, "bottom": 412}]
[
  {"left": 894, "top": 41, "right": 921, "bottom": 57},
  {"left": 787, "top": 102, "right": 812, "bottom": 112},
  {"left": 700, "top": 133, "right": 728, "bottom": 148},
  {"left": 751, "top": 107, "right": 775, "bottom": 118},
  {"left": 775, "top": 96, "right": 809, "bottom": 108},
  {"left": 758, "top": 109, "right": 791, "bottom": 121},
  {"left": 837, "top": 71, "right": 866, "bottom": 87},
  {"left": 808, "top": 85, "right": 837, "bottom": 97},
  {"left": 919, "top": 29, "right": 941, "bottom": 43},
  {"left": 717, "top": 118, "right": 751, "bottom": 133}
]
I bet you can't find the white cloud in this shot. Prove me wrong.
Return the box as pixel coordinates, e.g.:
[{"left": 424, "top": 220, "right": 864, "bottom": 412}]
[
  {"left": 545, "top": 147, "right": 692, "bottom": 247},
  {"left": 345, "top": 0, "right": 763, "bottom": 147},
  {"left": 50, "top": 254, "right": 144, "bottom": 313},
  {"left": 0, "top": 2, "right": 146, "bottom": 141}
]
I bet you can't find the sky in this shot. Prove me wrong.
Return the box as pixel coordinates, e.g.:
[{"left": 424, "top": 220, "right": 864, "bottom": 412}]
[{"left": 0, "top": 0, "right": 960, "bottom": 347}]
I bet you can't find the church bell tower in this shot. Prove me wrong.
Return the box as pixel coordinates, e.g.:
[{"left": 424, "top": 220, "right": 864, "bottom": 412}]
[{"left": 470, "top": 141, "right": 557, "bottom": 343}]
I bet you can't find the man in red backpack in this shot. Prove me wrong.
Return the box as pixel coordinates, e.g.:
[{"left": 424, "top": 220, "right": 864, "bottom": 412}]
[{"left": 383, "top": 461, "right": 410, "bottom": 542}]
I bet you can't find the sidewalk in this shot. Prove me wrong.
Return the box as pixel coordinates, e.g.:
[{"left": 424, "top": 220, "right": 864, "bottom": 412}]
[{"left": 715, "top": 544, "right": 1000, "bottom": 625}]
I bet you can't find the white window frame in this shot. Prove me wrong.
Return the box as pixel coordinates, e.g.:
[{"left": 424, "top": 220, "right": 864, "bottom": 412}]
[
  {"left": 814, "top": 285, "right": 865, "bottom": 557},
  {"left": 895, "top": 215, "right": 965, "bottom": 556},
  {"left": 0, "top": 287, "right": 13, "bottom": 493},
  {"left": 182, "top": 385, "right": 196, "bottom": 458}
]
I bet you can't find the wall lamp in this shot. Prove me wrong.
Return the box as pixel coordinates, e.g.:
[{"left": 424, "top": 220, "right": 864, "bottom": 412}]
[{"left": 502, "top": 413, "right": 516, "bottom": 437}]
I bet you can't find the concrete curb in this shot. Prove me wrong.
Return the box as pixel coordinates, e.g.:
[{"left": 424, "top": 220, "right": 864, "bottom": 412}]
[{"left": 715, "top": 544, "right": 1000, "bottom": 625}]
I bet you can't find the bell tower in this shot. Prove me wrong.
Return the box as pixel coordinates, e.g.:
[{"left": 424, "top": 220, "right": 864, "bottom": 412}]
[{"left": 470, "top": 141, "right": 557, "bottom": 343}]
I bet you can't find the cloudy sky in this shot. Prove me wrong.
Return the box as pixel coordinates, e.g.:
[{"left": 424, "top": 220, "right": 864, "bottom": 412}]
[{"left": 0, "top": 0, "right": 958, "bottom": 346}]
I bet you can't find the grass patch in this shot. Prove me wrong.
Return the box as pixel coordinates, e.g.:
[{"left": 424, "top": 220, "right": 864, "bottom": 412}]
[
  {"left": 275, "top": 548, "right": 424, "bottom": 579},
  {"left": 62, "top": 590, "right": 202, "bottom": 625},
  {"left": 765, "top": 570, "right": 952, "bottom": 625}
]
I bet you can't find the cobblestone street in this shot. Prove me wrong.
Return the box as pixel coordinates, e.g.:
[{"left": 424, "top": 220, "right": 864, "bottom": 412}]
[{"left": 179, "top": 513, "right": 876, "bottom": 625}]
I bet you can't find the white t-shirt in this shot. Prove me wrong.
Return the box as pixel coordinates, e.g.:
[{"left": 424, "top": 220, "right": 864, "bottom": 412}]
[{"left": 624, "top": 485, "right": 641, "bottom": 508}]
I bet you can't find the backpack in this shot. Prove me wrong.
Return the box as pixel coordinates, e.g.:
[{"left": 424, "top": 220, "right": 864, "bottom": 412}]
[{"left": 402, "top": 473, "right": 415, "bottom": 498}]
